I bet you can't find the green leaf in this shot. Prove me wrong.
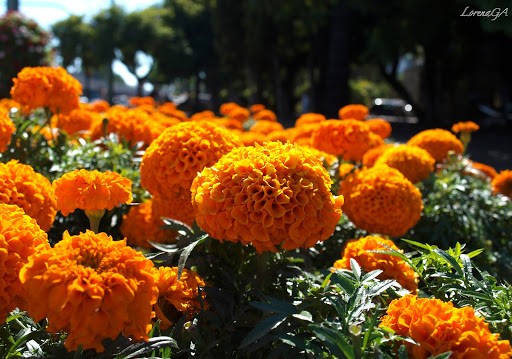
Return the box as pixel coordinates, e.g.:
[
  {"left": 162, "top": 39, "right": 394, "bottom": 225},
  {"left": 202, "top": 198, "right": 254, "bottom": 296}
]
[
  {"left": 398, "top": 344, "right": 408, "bottom": 359},
  {"left": 114, "top": 337, "right": 178, "bottom": 359},
  {"left": 161, "top": 217, "right": 193, "bottom": 235},
  {"left": 361, "top": 269, "right": 384, "bottom": 283},
  {"left": 177, "top": 234, "right": 209, "bottom": 282},
  {"left": 350, "top": 258, "right": 362, "bottom": 280},
  {"left": 250, "top": 298, "right": 296, "bottom": 315},
  {"left": 429, "top": 352, "right": 452, "bottom": 359},
  {"left": 401, "top": 239, "right": 432, "bottom": 250},
  {"left": 433, "top": 249, "right": 464, "bottom": 278},
  {"left": 292, "top": 311, "right": 313, "bottom": 323},
  {"left": 310, "top": 324, "right": 355, "bottom": 359},
  {"left": 239, "top": 314, "right": 288, "bottom": 349}
]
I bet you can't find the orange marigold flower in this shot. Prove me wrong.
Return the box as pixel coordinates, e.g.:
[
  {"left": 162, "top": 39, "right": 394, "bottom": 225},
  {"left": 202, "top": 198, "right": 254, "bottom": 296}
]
[
  {"left": 0, "top": 160, "right": 56, "bottom": 231},
  {"left": 250, "top": 104, "right": 265, "bottom": 114},
  {"left": 407, "top": 129, "right": 464, "bottom": 162},
  {"left": 0, "top": 203, "right": 50, "bottom": 322},
  {"left": 338, "top": 104, "right": 368, "bottom": 121},
  {"left": 380, "top": 295, "right": 512, "bottom": 359},
  {"left": 1, "top": 111, "right": 15, "bottom": 152},
  {"left": 332, "top": 236, "right": 418, "bottom": 293},
  {"left": 191, "top": 110, "right": 216, "bottom": 121},
  {"left": 153, "top": 266, "right": 207, "bottom": 330},
  {"left": 51, "top": 108, "right": 101, "bottom": 137},
  {"left": 375, "top": 145, "right": 435, "bottom": 183},
  {"left": 220, "top": 102, "right": 239, "bottom": 116},
  {"left": 250, "top": 120, "right": 284, "bottom": 135},
  {"left": 19, "top": 230, "right": 158, "bottom": 352},
  {"left": 83, "top": 99, "right": 110, "bottom": 113},
  {"left": 470, "top": 161, "right": 498, "bottom": 180},
  {"left": 10, "top": 66, "right": 82, "bottom": 114},
  {"left": 53, "top": 169, "right": 133, "bottom": 216},
  {"left": 89, "top": 107, "right": 166, "bottom": 146},
  {"left": 151, "top": 111, "right": 182, "bottom": 129},
  {"left": 129, "top": 96, "right": 155, "bottom": 108},
  {"left": 451, "top": 121, "right": 480, "bottom": 133},
  {"left": 492, "top": 170, "right": 512, "bottom": 198},
  {"left": 295, "top": 113, "right": 326, "bottom": 127},
  {"left": 311, "top": 120, "right": 383, "bottom": 162},
  {"left": 207, "top": 117, "right": 244, "bottom": 131},
  {"left": 228, "top": 106, "right": 250, "bottom": 123},
  {"left": 267, "top": 129, "right": 295, "bottom": 143},
  {"left": 299, "top": 146, "right": 337, "bottom": 167},
  {"left": 237, "top": 131, "right": 268, "bottom": 146},
  {"left": 167, "top": 109, "right": 189, "bottom": 122},
  {"left": 338, "top": 163, "right": 355, "bottom": 179},
  {"left": 141, "top": 121, "right": 242, "bottom": 196},
  {"left": 0, "top": 98, "right": 21, "bottom": 113},
  {"left": 191, "top": 142, "right": 344, "bottom": 253},
  {"left": 157, "top": 102, "right": 177, "bottom": 116},
  {"left": 362, "top": 144, "right": 394, "bottom": 168},
  {"left": 253, "top": 109, "right": 277, "bottom": 122},
  {"left": 152, "top": 191, "right": 196, "bottom": 228},
  {"left": 365, "top": 118, "right": 392, "bottom": 139},
  {"left": 340, "top": 164, "right": 423, "bottom": 237}
]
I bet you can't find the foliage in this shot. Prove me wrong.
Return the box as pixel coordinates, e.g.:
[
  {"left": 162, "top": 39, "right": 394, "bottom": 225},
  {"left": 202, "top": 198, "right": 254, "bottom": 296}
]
[{"left": 348, "top": 78, "right": 394, "bottom": 109}]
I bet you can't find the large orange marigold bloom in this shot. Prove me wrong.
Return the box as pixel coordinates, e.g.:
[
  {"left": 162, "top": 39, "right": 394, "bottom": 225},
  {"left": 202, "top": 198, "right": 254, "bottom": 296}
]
[
  {"left": 338, "top": 104, "right": 369, "bottom": 121},
  {"left": 295, "top": 113, "right": 326, "bottom": 127},
  {"left": 451, "top": 121, "right": 480, "bottom": 133},
  {"left": 129, "top": 96, "right": 155, "bottom": 108},
  {"left": 153, "top": 266, "right": 207, "bottom": 330},
  {"left": 380, "top": 295, "right": 512, "bottom": 359},
  {"left": 53, "top": 169, "right": 133, "bottom": 216},
  {"left": 250, "top": 120, "right": 284, "bottom": 135},
  {"left": 0, "top": 204, "right": 49, "bottom": 322},
  {"left": 1, "top": 111, "right": 15, "bottom": 152},
  {"left": 152, "top": 190, "right": 196, "bottom": 228},
  {"left": 340, "top": 164, "right": 423, "bottom": 237},
  {"left": 311, "top": 120, "right": 383, "bottom": 161},
  {"left": 10, "top": 66, "right": 82, "bottom": 114},
  {"left": 191, "top": 142, "right": 344, "bottom": 253},
  {"left": 19, "top": 230, "right": 158, "bottom": 352},
  {"left": 362, "top": 144, "right": 394, "bottom": 168},
  {"left": 298, "top": 146, "right": 337, "bottom": 167},
  {"left": 83, "top": 99, "right": 110, "bottom": 113},
  {"left": 0, "top": 98, "right": 21, "bottom": 113},
  {"left": 253, "top": 109, "right": 277, "bottom": 122},
  {"left": 250, "top": 104, "right": 265, "bottom": 114},
  {"left": 407, "top": 129, "right": 464, "bottom": 162},
  {"left": 0, "top": 160, "right": 56, "bottom": 231},
  {"left": 227, "top": 106, "right": 250, "bottom": 123},
  {"left": 332, "top": 236, "right": 418, "bottom": 293},
  {"left": 365, "top": 118, "right": 392, "bottom": 139},
  {"left": 492, "top": 170, "right": 512, "bottom": 198},
  {"left": 237, "top": 131, "right": 268, "bottom": 146},
  {"left": 375, "top": 145, "right": 435, "bottom": 183},
  {"left": 51, "top": 108, "right": 101, "bottom": 136},
  {"left": 191, "top": 110, "right": 216, "bottom": 122},
  {"left": 141, "top": 121, "right": 242, "bottom": 196},
  {"left": 157, "top": 102, "right": 177, "bottom": 116},
  {"left": 220, "top": 102, "right": 239, "bottom": 116},
  {"left": 470, "top": 161, "right": 498, "bottom": 180}
]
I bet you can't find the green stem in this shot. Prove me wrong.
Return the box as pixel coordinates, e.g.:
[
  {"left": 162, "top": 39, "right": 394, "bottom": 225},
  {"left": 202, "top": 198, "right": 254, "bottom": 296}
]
[{"left": 85, "top": 209, "right": 106, "bottom": 233}]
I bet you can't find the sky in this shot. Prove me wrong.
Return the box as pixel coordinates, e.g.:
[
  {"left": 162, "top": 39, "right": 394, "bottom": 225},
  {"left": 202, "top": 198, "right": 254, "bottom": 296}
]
[{"left": 1, "top": 0, "right": 162, "bottom": 87}]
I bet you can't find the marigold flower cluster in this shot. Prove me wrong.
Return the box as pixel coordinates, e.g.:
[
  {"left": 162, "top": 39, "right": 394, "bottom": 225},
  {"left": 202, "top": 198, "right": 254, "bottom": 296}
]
[
  {"left": 237, "top": 131, "right": 268, "bottom": 146},
  {"left": 51, "top": 108, "right": 101, "bottom": 137},
  {"left": 492, "top": 170, "right": 512, "bottom": 198},
  {"left": 10, "top": 66, "right": 82, "bottom": 114},
  {"left": 19, "top": 230, "right": 158, "bottom": 352},
  {"left": 338, "top": 163, "right": 355, "bottom": 179},
  {"left": 157, "top": 102, "right": 177, "bottom": 116},
  {"left": 53, "top": 169, "right": 133, "bottom": 216},
  {"left": 250, "top": 104, "right": 265, "bottom": 114},
  {"left": 82, "top": 99, "right": 110, "bottom": 113},
  {"left": 253, "top": 109, "right": 277, "bottom": 122},
  {"left": 191, "top": 142, "right": 344, "bottom": 252},
  {"left": 311, "top": 120, "right": 383, "bottom": 162},
  {"left": 295, "top": 113, "right": 326, "bottom": 127},
  {"left": 0, "top": 160, "right": 56, "bottom": 231},
  {"left": 141, "top": 121, "right": 242, "bottom": 195},
  {"left": 0, "top": 203, "right": 49, "bottom": 322},
  {"left": 250, "top": 120, "right": 284, "bottom": 135},
  {"left": 375, "top": 145, "right": 435, "bottom": 183},
  {"left": 153, "top": 266, "right": 207, "bottom": 330},
  {"left": 470, "top": 161, "right": 498, "bottom": 180},
  {"left": 362, "top": 144, "right": 394, "bottom": 167},
  {"left": 152, "top": 191, "right": 196, "bottom": 228},
  {"left": 129, "top": 96, "right": 155, "bottom": 108},
  {"left": 0, "top": 111, "right": 15, "bottom": 152},
  {"left": 191, "top": 110, "right": 216, "bottom": 121},
  {"left": 365, "top": 118, "right": 392, "bottom": 139},
  {"left": 407, "top": 129, "right": 464, "bottom": 162},
  {"left": 338, "top": 104, "right": 369, "bottom": 121},
  {"left": 451, "top": 121, "right": 480, "bottom": 133},
  {"left": 0, "top": 98, "right": 20, "bottom": 113},
  {"left": 340, "top": 164, "right": 423, "bottom": 237},
  {"left": 380, "top": 295, "right": 512, "bottom": 359},
  {"left": 227, "top": 106, "right": 250, "bottom": 123},
  {"left": 332, "top": 236, "right": 418, "bottom": 293},
  {"left": 298, "top": 146, "right": 337, "bottom": 167}
]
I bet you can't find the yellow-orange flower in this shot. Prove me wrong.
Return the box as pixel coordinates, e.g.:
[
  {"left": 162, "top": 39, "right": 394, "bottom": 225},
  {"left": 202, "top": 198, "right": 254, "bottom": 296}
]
[
  {"left": 237, "top": 131, "right": 268, "bottom": 146},
  {"left": 250, "top": 104, "right": 265, "bottom": 114},
  {"left": 338, "top": 163, "right": 355, "bottom": 179},
  {"left": 227, "top": 106, "right": 250, "bottom": 123},
  {"left": 253, "top": 109, "right": 277, "bottom": 122},
  {"left": 1, "top": 111, "right": 15, "bottom": 152},
  {"left": 151, "top": 111, "right": 182, "bottom": 129},
  {"left": 451, "top": 121, "right": 479, "bottom": 133},
  {"left": 191, "top": 110, "right": 216, "bottom": 121},
  {"left": 362, "top": 144, "right": 394, "bottom": 168},
  {"left": 10, "top": 66, "right": 82, "bottom": 114},
  {"left": 470, "top": 161, "right": 498, "bottom": 180},
  {"left": 0, "top": 98, "right": 21, "bottom": 113},
  {"left": 311, "top": 120, "right": 383, "bottom": 162},
  {"left": 0, "top": 203, "right": 50, "bottom": 322},
  {"left": 220, "top": 102, "right": 239, "bottom": 116},
  {"left": 207, "top": 117, "right": 244, "bottom": 131},
  {"left": 380, "top": 295, "right": 512, "bottom": 359},
  {"left": 53, "top": 169, "right": 133, "bottom": 216},
  {"left": 332, "top": 236, "right": 418, "bottom": 293},
  {"left": 0, "top": 160, "right": 56, "bottom": 231},
  {"left": 82, "top": 99, "right": 110, "bottom": 113},
  {"left": 153, "top": 266, "right": 207, "bottom": 330},
  {"left": 51, "top": 108, "right": 101, "bottom": 137},
  {"left": 157, "top": 102, "right": 177, "bottom": 116},
  {"left": 141, "top": 121, "right": 242, "bottom": 196},
  {"left": 299, "top": 146, "right": 337, "bottom": 167},
  {"left": 191, "top": 142, "right": 344, "bottom": 252},
  {"left": 340, "top": 164, "right": 423, "bottom": 237},
  {"left": 492, "top": 170, "right": 512, "bottom": 198},
  {"left": 375, "top": 145, "right": 435, "bottom": 183},
  {"left": 338, "top": 104, "right": 368, "bottom": 121},
  {"left": 129, "top": 96, "right": 155, "bottom": 108},
  {"left": 152, "top": 190, "right": 196, "bottom": 228},
  {"left": 407, "top": 129, "right": 464, "bottom": 162},
  {"left": 365, "top": 118, "right": 392, "bottom": 139},
  {"left": 295, "top": 113, "right": 326, "bottom": 127},
  {"left": 19, "top": 230, "right": 158, "bottom": 352},
  {"left": 250, "top": 120, "right": 284, "bottom": 135}
]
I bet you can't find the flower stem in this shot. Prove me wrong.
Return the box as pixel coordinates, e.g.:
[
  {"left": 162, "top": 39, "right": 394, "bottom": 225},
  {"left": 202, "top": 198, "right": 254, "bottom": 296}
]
[{"left": 85, "top": 209, "right": 106, "bottom": 233}]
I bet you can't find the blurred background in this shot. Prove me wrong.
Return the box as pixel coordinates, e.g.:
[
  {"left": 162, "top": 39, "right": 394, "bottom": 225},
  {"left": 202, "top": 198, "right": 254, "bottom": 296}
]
[{"left": 1, "top": 0, "right": 511, "bottom": 166}]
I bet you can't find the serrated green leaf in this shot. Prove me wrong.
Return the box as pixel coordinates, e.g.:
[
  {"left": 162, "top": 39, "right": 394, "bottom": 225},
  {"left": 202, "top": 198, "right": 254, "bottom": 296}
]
[
  {"left": 161, "top": 217, "right": 193, "bottom": 235},
  {"left": 292, "top": 311, "right": 313, "bottom": 322},
  {"left": 239, "top": 314, "right": 288, "bottom": 349},
  {"left": 429, "top": 351, "right": 452, "bottom": 359},
  {"left": 310, "top": 324, "right": 355, "bottom": 359},
  {"left": 350, "top": 259, "right": 361, "bottom": 280},
  {"left": 177, "top": 235, "right": 209, "bottom": 282},
  {"left": 433, "top": 249, "right": 464, "bottom": 278}
]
